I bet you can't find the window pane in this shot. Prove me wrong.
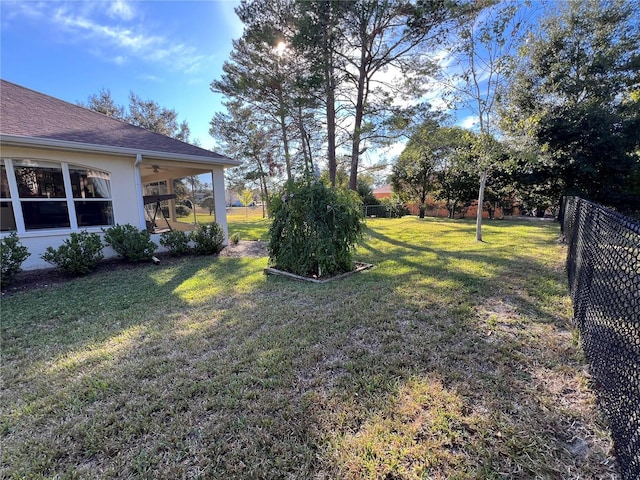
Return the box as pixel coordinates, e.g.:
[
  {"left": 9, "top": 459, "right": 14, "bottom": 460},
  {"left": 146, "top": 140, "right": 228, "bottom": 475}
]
[
  {"left": 75, "top": 201, "right": 114, "bottom": 227},
  {"left": 14, "top": 161, "right": 65, "bottom": 198},
  {"left": 21, "top": 201, "right": 70, "bottom": 230},
  {"left": 1, "top": 164, "right": 10, "bottom": 199},
  {"left": 0, "top": 201, "right": 16, "bottom": 231},
  {"left": 70, "top": 168, "right": 112, "bottom": 199}
]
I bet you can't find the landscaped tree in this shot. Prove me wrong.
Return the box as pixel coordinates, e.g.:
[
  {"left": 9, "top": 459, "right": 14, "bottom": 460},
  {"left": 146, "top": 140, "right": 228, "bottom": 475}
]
[
  {"left": 501, "top": 0, "right": 640, "bottom": 213},
  {"left": 439, "top": 0, "right": 533, "bottom": 240},
  {"left": 239, "top": 189, "right": 254, "bottom": 217},
  {"left": 268, "top": 179, "right": 365, "bottom": 277}
]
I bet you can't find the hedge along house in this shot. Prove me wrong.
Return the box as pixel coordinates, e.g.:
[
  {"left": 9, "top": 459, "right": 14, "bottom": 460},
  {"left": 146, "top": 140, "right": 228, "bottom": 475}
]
[{"left": 0, "top": 80, "right": 240, "bottom": 270}]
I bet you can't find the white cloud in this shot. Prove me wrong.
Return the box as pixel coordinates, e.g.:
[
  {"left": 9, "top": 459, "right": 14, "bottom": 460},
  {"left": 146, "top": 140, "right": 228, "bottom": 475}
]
[
  {"left": 459, "top": 115, "right": 478, "bottom": 130},
  {"left": 5, "top": 1, "right": 208, "bottom": 75},
  {"left": 382, "top": 140, "right": 407, "bottom": 159},
  {"left": 139, "top": 74, "right": 162, "bottom": 83},
  {"left": 108, "top": 0, "right": 135, "bottom": 21}
]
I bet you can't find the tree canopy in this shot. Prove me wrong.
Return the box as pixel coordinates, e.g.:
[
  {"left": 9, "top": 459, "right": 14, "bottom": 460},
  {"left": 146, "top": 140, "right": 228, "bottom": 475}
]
[
  {"left": 211, "top": 0, "right": 462, "bottom": 191},
  {"left": 501, "top": 0, "right": 640, "bottom": 213},
  {"left": 391, "top": 122, "right": 476, "bottom": 218},
  {"left": 81, "top": 89, "right": 194, "bottom": 143}
]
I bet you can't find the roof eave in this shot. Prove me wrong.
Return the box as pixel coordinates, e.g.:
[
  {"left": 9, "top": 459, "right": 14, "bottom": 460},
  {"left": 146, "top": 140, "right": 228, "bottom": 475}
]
[{"left": 0, "top": 134, "right": 242, "bottom": 167}]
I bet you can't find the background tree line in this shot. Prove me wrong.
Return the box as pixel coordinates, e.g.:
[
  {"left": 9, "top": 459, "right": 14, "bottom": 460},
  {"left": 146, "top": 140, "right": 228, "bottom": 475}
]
[{"left": 210, "top": 0, "right": 639, "bottom": 221}]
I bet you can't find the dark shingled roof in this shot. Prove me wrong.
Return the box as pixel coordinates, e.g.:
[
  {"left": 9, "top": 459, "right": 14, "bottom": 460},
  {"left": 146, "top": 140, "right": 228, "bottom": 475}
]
[{"left": 0, "top": 79, "right": 236, "bottom": 164}]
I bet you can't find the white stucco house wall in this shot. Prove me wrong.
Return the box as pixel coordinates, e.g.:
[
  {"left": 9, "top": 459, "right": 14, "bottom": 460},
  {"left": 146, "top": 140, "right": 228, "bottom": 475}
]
[{"left": 0, "top": 79, "right": 240, "bottom": 270}]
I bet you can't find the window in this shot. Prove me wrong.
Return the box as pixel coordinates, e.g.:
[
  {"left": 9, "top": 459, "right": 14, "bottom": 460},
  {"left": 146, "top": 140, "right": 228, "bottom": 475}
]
[
  {"left": 0, "top": 162, "right": 16, "bottom": 232},
  {"left": 14, "top": 160, "right": 70, "bottom": 230},
  {"left": 69, "top": 167, "right": 114, "bottom": 227},
  {"left": 1, "top": 159, "right": 115, "bottom": 232}
]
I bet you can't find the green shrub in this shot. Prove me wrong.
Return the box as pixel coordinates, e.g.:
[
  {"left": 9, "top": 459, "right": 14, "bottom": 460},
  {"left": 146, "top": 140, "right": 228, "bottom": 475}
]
[
  {"left": 160, "top": 230, "right": 191, "bottom": 256},
  {"left": 41, "top": 231, "right": 104, "bottom": 276},
  {"left": 190, "top": 223, "right": 225, "bottom": 255},
  {"left": 175, "top": 205, "right": 191, "bottom": 218},
  {"left": 230, "top": 232, "right": 240, "bottom": 245},
  {"left": 103, "top": 224, "right": 157, "bottom": 262},
  {"left": 1, "top": 232, "right": 30, "bottom": 287},
  {"left": 268, "top": 180, "right": 365, "bottom": 277},
  {"left": 379, "top": 198, "right": 410, "bottom": 218}
]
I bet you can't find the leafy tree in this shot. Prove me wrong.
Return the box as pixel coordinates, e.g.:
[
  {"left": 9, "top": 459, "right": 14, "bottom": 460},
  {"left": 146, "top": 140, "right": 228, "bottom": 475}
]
[
  {"left": 210, "top": 100, "right": 280, "bottom": 212},
  {"left": 221, "top": 0, "right": 460, "bottom": 190},
  {"left": 293, "top": 0, "right": 350, "bottom": 186},
  {"left": 440, "top": 0, "right": 532, "bottom": 239},
  {"left": 214, "top": 0, "right": 325, "bottom": 182},
  {"left": 185, "top": 175, "right": 202, "bottom": 224},
  {"left": 501, "top": 0, "right": 640, "bottom": 213},
  {"left": 356, "top": 177, "right": 380, "bottom": 207},
  {"left": 200, "top": 196, "right": 215, "bottom": 215},
  {"left": 338, "top": 0, "right": 459, "bottom": 191},
  {"left": 239, "top": 189, "right": 254, "bottom": 217},
  {"left": 172, "top": 180, "right": 190, "bottom": 205},
  {"left": 128, "top": 92, "right": 192, "bottom": 142},
  {"left": 391, "top": 120, "right": 450, "bottom": 218},
  {"left": 268, "top": 179, "right": 365, "bottom": 277},
  {"left": 83, "top": 88, "right": 125, "bottom": 119},
  {"left": 432, "top": 128, "right": 481, "bottom": 218},
  {"left": 82, "top": 90, "right": 194, "bottom": 142}
]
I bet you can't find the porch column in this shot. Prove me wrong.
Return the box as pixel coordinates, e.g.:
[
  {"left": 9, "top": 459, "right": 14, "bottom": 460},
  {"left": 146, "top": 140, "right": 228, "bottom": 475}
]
[
  {"left": 134, "top": 154, "right": 147, "bottom": 230},
  {"left": 211, "top": 166, "right": 228, "bottom": 244},
  {"left": 166, "top": 179, "right": 176, "bottom": 222}
]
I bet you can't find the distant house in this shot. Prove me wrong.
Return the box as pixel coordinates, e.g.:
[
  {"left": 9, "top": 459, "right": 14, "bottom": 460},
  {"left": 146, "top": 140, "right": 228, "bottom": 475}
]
[
  {"left": 0, "top": 80, "right": 240, "bottom": 270},
  {"left": 372, "top": 184, "right": 393, "bottom": 200}
]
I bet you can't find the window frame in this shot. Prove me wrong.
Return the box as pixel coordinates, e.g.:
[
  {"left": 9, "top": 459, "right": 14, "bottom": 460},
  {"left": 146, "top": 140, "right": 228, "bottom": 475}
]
[{"left": 0, "top": 158, "right": 115, "bottom": 235}]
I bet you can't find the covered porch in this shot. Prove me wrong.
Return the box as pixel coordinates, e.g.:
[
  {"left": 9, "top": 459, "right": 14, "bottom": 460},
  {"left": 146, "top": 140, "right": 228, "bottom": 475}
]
[{"left": 137, "top": 159, "right": 229, "bottom": 240}]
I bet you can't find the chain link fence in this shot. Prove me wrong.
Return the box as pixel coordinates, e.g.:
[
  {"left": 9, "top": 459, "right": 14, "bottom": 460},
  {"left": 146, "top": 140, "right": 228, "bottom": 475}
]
[
  {"left": 362, "top": 204, "right": 408, "bottom": 218},
  {"left": 561, "top": 196, "right": 640, "bottom": 479}
]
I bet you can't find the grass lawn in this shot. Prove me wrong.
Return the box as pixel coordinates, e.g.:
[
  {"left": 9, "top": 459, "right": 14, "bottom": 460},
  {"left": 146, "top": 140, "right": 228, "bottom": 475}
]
[
  {"left": 1, "top": 217, "right": 615, "bottom": 479},
  {"left": 177, "top": 206, "right": 270, "bottom": 241}
]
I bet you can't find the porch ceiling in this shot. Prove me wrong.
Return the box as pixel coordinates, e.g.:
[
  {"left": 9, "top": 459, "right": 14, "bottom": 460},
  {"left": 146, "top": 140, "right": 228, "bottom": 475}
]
[{"left": 140, "top": 162, "right": 215, "bottom": 183}]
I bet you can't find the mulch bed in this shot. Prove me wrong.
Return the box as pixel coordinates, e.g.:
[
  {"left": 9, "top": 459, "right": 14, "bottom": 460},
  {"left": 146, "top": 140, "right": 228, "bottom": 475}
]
[{"left": 2, "top": 241, "right": 267, "bottom": 296}]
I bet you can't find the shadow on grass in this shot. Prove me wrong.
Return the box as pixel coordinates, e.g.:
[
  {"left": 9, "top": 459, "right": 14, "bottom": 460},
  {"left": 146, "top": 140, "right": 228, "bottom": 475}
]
[{"left": 1, "top": 219, "right": 615, "bottom": 479}]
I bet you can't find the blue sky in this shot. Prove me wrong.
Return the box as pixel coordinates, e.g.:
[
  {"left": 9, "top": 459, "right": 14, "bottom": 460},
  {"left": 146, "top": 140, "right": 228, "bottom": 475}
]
[{"left": 1, "top": 0, "right": 243, "bottom": 150}]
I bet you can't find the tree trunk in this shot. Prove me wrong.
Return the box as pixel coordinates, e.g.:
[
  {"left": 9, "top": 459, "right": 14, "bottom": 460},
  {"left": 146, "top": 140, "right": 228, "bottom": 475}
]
[
  {"left": 260, "top": 176, "right": 269, "bottom": 215},
  {"left": 476, "top": 170, "right": 487, "bottom": 241},
  {"left": 296, "top": 105, "right": 313, "bottom": 176},
  {"left": 322, "top": 4, "right": 337, "bottom": 187},
  {"left": 277, "top": 91, "right": 292, "bottom": 182},
  {"left": 349, "top": 59, "right": 367, "bottom": 191},
  {"left": 419, "top": 204, "right": 426, "bottom": 219},
  {"left": 326, "top": 81, "right": 337, "bottom": 186}
]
